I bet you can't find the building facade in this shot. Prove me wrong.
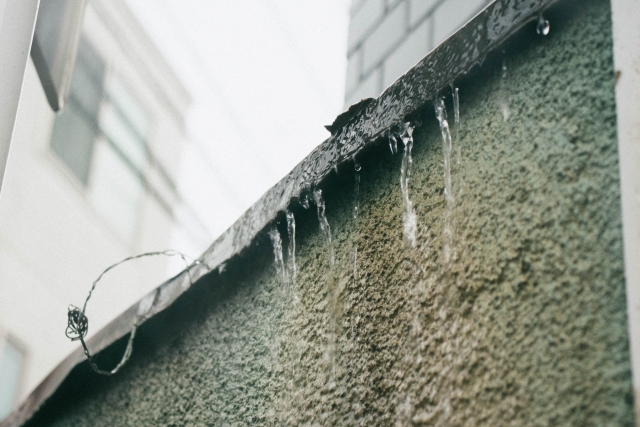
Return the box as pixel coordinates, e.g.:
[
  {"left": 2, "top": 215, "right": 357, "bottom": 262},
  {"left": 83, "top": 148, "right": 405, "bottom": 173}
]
[
  {"left": 345, "top": 0, "right": 491, "bottom": 106},
  {"left": 0, "top": 0, "right": 193, "bottom": 419}
]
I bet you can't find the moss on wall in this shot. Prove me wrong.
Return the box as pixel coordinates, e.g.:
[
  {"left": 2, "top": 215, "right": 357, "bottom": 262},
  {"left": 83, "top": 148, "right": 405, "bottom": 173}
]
[{"left": 26, "top": 0, "right": 633, "bottom": 425}]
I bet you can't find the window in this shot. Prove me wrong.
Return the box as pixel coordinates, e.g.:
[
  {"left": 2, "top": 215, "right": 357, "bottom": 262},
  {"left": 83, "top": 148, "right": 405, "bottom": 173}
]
[
  {"left": 50, "top": 37, "right": 104, "bottom": 185},
  {"left": 49, "top": 35, "right": 154, "bottom": 241},
  {"left": 0, "top": 338, "right": 26, "bottom": 421},
  {"left": 90, "top": 78, "right": 149, "bottom": 239}
]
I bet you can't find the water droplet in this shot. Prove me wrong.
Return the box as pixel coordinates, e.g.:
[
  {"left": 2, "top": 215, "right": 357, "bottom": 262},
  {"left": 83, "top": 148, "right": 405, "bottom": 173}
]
[{"left": 537, "top": 12, "right": 550, "bottom": 35}]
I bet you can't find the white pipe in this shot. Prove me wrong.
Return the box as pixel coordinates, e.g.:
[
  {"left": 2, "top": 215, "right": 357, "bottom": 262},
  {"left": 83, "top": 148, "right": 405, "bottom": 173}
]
[
  {"left": 0, "top": 0, "right": 40, "bottom": 194},
  {"left": 611, "top": 0, "right": 640, "bottom": 423}
]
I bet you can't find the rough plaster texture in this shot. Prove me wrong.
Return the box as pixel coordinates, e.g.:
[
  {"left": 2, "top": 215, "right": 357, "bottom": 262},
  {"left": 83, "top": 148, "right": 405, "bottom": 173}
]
[{"left": 23, "top": 0, "right": 634, "bottom": 425}]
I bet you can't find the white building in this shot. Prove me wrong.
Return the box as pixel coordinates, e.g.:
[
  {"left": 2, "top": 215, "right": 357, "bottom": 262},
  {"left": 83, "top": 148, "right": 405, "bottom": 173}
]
[
  {"left": 345, "top": 0, "right": 491, "bottom": 106},
  {"left": 0, "top": 0, "right": 199, "bottom": 419}
]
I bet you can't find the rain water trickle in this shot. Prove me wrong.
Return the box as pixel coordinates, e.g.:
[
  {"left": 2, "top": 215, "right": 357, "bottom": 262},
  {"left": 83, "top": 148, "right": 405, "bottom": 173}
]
[
  {"left": 389, "top": 131, "right": 398, "bottom": 155},
  {"left": 434, "top": 97, "right": 454, "bottom": 204},
  {"left": 314, "top": 189, "right": 334, "bottom": 267},
  {"left": 353, "top": 160, "right": 361, "bottom": 220},
  {"left": 452, "top": 86, "right": 460, "bottom": 130},
  {"left": 286, "top": 210, "right": 296, "bottom": 287},
  {"left": 435, "top": 97, "right": 456, "bottom": 263},
  {"left": 353, "top": 158, "right": 361, "bottom": 284},
  {"left": 537, "top": 11, "right": 550, "bottom": 36},
  {"left": 269, "top": 227, "right": 288, "bottom": 287},
  {"left": 398, "top": 122, "right": 417, "bottom": 248},
  {"left": 451, "top": 85, "right": 461, "bottom": 164},
  {"left": 299, "top": 192, "right": 310, "bottom": 209},
  {"left": 500, "top": 60, "right": 510, "bottom": 121}
]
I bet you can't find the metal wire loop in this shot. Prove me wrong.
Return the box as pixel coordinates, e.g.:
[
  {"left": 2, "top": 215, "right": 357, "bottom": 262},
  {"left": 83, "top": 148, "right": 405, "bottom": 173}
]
[{"left": 66, "top": 250, "right": 203, "bottom": 375}]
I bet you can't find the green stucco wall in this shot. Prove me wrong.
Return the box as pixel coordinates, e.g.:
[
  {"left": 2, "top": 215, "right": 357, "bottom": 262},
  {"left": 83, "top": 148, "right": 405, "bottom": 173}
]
[{"left": 26, "top": 0, "right": 634, "bottom": 425}]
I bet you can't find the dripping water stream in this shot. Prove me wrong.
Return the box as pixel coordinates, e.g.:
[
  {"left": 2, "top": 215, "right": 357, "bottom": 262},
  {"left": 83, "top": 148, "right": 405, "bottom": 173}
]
[
  {"left": 286, "top": 210, "right": 296, "bottom": 290},
  {"left": 500, "top": 60, "right": 510, "bottom": 121},
  {"left": 353, "top": 159, "right": 361, "bottom": 285},
  {"left": 451, "top": 85, "right": 461, "bottom": 164},
  {"left": 399, "top": 122, "right": 417, "bottom": 248},
  {"left": 314, "top": 189, "right": 334, "bottom": 268},
  {"left": 313, "top": 189, "right": 337, "bottom": 381},
  {"left": 269, "top": 227, "right": 288, "bottom": 287},
  {"left": 435, "top": 97, "right": 456, "bottom": 263}
]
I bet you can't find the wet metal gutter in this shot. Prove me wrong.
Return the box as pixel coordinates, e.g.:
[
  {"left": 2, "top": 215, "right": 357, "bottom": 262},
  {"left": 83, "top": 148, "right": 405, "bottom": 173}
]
[{"left": 2, "top": 0, "right": 561, "bottom": 425}]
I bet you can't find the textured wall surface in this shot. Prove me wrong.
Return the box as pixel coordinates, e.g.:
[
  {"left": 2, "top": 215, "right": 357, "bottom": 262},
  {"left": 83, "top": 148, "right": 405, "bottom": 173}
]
[{"left": 24, "top": 0, "right": 634, "bottom": 425}]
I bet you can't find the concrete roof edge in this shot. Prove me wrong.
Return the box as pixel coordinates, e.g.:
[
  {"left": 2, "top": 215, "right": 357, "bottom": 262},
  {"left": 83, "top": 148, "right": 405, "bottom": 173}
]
[{"left": 1, "top": 0, "right": 559, "bottom": 425}]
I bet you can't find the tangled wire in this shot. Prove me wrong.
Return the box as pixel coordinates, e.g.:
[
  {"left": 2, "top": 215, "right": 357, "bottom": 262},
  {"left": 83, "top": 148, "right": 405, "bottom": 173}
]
[{"left": 66, "top": 250, "right": 203, "bottom": 375}]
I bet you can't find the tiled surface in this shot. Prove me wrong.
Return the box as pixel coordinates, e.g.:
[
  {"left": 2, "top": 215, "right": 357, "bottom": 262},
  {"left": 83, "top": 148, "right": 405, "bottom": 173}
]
[
  {"left": 344, "top": 67, "right": 381, "bottom": 106},
  {"left": 382, "top": 17, "right": 430, "bottom": 88},
  {"left": 345, "top": 0, "right": 489, "bottom": 108},
  {"left": 345, "top": 49, "right": 361, "bottom": 94},
  {"left": 432, "top": 0, "right": 487, "bottom": 47},
  {"left": 361, "top": 2, "right": 407, "bottom": 73},
  {"left": 409, "top": 0, "right": 440, "bottom": 27},
  {"left": 347, "top": 0, "right": 385, "bottom": 51}
]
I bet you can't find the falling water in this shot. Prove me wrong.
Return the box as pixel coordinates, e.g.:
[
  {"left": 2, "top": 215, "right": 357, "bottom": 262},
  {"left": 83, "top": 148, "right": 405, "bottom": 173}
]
[
  {"left": 313, "top": 189, "right": 334, "bottom": 267},
  {"left": 434, "top": 97, "right": 454, "bottom": 204},
  {"left": 269, "top": 227, "right": 288, "bottom": 287},
  {"left": 435, "top": 97, "right": 456, "bottom": 263},
  {"left": 389, "top": 132, "right": 398, "bottom": 155},
  {"left": 452, "top": 87, "right": 460, "bottom": 130},
  {"left": 500, "top": 60, "right": 510, "bottom": 121},
  {"left": 451, "top": 85, "right": 461, "bottom": 164},
  {"left": 537, "top": 11, "right": 550, "bottom": 35},
  {"left": 314, "top": 188, "right": 338, "bottom": 382},
  {"left": 299, "top": 192, "right": 311, "bottom": 209},
  {"left": 352, "top": 159, "right": 361, "bottom": 284},
  {"left": 398, "top": 122, "right": 417, "bottom": 248},
  {"left": 286, "top": 210, "right": 296, "bottom": 288}
]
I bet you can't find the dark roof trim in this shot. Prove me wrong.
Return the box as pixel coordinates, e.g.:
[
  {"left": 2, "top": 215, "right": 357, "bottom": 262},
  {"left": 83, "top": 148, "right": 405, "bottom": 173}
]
[{"left": 2, "top": 0, "right": 558, "bottom": 425}]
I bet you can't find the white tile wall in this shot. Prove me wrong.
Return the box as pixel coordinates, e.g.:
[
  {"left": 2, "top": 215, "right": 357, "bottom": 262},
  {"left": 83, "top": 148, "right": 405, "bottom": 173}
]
[
  {"left": 345, "top": 50, "right": 362, "bottom": 95},
  {"left": 409, "top": 0, "right": 440, "bottom": 27},
  {"left": 432, "top": 0, "right": 486, "bottom": 48},
  {"left": 362, "top": 2, "right": 407, "bottom": 73},
  {"left": 348, "top": 0, "right": 385, "bottom": 51},
  {"left": 383, "top": 17, "right": 430, "bottom": 88},
  {"left": 345, "top": 0, "right": 489, "bottom": 108},
  {"left": 345, "top": 67, "right": 381, "bottom": 106}
]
